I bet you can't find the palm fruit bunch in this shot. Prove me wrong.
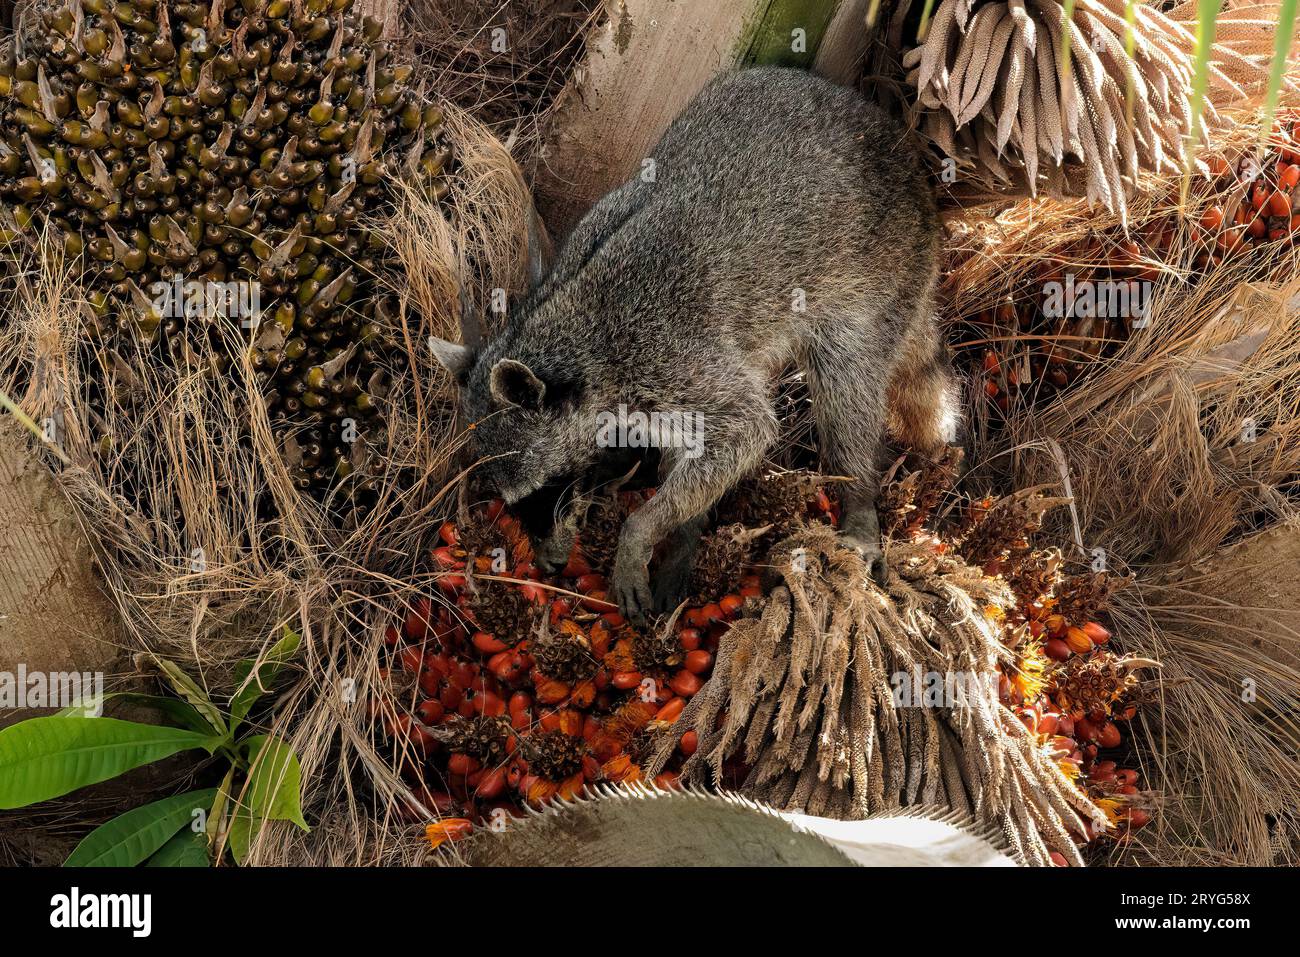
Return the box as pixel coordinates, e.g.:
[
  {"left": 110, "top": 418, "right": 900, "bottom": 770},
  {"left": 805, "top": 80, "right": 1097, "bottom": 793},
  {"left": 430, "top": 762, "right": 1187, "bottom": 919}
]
[
  {"left": 895, "top": 0, "right": 1283, "bottom": 213},
  {"left": 369, "top": 477, "right": 836, "bottom": 839},
  {"left": 966, "top": 112, "right": 1300, "bottom": 415},
  {"left": 0, "top": 0, "right": 452, "bottom": 500},
  {"left": 884, "top": 463, "right": 1154, "bottom": 858}
]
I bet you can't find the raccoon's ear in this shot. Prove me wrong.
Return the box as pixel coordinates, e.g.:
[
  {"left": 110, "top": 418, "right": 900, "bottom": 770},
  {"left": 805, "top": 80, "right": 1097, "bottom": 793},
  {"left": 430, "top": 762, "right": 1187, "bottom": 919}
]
[
  {"left": 430, "top": 338, "right": 475, "bottom": 380},
  {"left": 490, "top": 358, "right": 546, "bottom": 410}
]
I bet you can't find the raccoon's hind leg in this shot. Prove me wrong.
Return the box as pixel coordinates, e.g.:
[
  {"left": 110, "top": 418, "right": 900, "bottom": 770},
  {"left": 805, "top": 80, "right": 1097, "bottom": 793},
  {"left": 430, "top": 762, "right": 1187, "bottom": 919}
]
[
  {"left": 886, "top": 324, "right": 961, "bottom": 457},
  {"left": 804, "top": 329, "right": 894, "bottom": 584}
]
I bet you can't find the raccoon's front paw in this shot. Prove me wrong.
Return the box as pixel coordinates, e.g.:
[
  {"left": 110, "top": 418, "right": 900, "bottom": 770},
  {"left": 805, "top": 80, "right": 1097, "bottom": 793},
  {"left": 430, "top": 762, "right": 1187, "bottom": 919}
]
[
  {"left": 612, "top": 544, "right": 653, "bottom": 627},
  {"left": 840, "top": 533, "right": 888, "bottom": 587}
]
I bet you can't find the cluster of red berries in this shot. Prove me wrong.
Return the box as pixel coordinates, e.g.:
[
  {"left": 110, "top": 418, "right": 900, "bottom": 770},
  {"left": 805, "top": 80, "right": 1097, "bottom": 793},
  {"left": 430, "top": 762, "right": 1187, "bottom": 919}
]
[
  {"left": 372, "top": 489, "right": 841, "bottom": 848},
  {"left": 975, "top": 111, "right": 1300, "bottom": 415}
]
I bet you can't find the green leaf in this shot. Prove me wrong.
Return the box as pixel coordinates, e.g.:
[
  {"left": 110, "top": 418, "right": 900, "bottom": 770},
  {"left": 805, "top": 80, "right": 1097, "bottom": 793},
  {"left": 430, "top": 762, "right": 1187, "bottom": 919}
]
[
  {"left": 1256, "top": 0, "right": 1298, "bottom": 155},
  {"left": 229, "top": 626, "right": 301, "bottom": 730},
  {"left": 146, "top": 828, "right": 210, "bottom": 868},
  {"left": 241, "top": 735, "right": 308, "bottom": 829},
  {"left": 56, "top": 692, "right": 213, "bottom": 734},
  {"left": 64, "top": 788, "right": 217, "bottom": 867},
  {"left": 153, "top": 658, "right": 227, "bottom": 737},
  {"left": 0, "top": 717, "right": 220, "bottom": 809},
  {"left": 1182, "top": 0, "right": 1224, "bottom": 201},
  {"left": 226, "top": 735, "right": 308, "bottom": 865}
]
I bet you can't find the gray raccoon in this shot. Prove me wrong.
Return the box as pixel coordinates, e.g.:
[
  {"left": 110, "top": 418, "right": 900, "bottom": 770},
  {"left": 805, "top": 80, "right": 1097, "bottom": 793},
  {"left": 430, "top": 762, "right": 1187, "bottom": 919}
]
[{"left": 431, "top": 67, "right": 959, "bottom": 623}]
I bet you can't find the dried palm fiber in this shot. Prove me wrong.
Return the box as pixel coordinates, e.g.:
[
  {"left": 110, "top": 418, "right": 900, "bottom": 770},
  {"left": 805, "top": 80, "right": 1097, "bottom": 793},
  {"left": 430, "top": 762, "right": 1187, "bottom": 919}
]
[
  {"left": 0, "top": 100, "right": 536, "bottom": 866},
  {"left": 966, "top": 257, "right": 1300, "bottom": 864},
  {"left": 643, "top": 521, "right": 1105, "bottom": 867},
  {"left": 896, "top": 0, "right": 1298, "bottom": 216}
]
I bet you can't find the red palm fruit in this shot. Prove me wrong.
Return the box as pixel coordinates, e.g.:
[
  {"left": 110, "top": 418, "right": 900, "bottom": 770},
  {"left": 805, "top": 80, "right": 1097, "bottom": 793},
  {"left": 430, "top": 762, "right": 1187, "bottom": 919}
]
[
  {"left": 473, "top": 631, "right": 509, "bottom": 654},
  {"left": 656, "top": 697, "right": 685, "bottom": 723},
  {"left": 418, "top": 669, "right": 441, "bottom": 697},
  {"left": 1118, "top": 783, "right": 1138, "bottom": 795},
  {"left": 519, "top": 583, "right": 548, "bottom": 605},
  {"left": 416, "top": 699, "right": 445, "bottom": 725},
  {"left": 452, "top": 661, "right": 477, "bottom": 687},
  {"left": 438, "top": 521, "right": 459, "bottom": 546},
  {"left": 570, "top": 679, "right": 597, "bottom": 708},
  {"left": 1252, "top": 184, "right": 1269, "bottom": 209},
  {"left": 436, "top": 572, "right": 467, "bottom": 595},
  {"left": 1090, "top": 764, "right": 1116, "bottom": 783},
  {"left": 562, "top": 550, "right": 592, "bottom": 578},
  {"left": 1075, "top": 717, "right": 1100, "bottom": 742},
  {"left": 1217, "top": 226, "right": 1245, "bottom": 252},
  {"left": 684, "top": 606, "right": 712, "bottom": 629},
  {"left": 534, "top": 678, "right": 570, "bottom": 705},
  {"left": 581, "top": 589, "right": 613, "bottom": 611},
  {"left": 1248, "top": 215, "right": 1268, "bottom": 239},
  {"left": 1268, "top": 190, "right": 1293, "bottom": 216},
  {"left": 679, "top": 627, "right": 702, "bottom": 651},
  {"left": 431, "top": 546, "right": 463, "bottom": 569},
  {"left": 669, "top": 669, "right": 702, "bottom": 697},
  {"left": 1281, "top": 163, "right": 1300, "bottom": 189},
  {"left": 384, "top": 625, "right": 400, "bottom": 647},
  {"left": 1028, "top": 620, "right": 1044, "bottom": 638},
  {"left": 549, "top": 597, "right": 573, "bottom": 626},
  {"left": 1044, "top": 638, "right": 1071, "bottom": 661},
  {"left": 583, "top": 716, "right": 602, "bottom": 741},
  {"left": 558, "top": 710, "right": 583, "bottom": 736},
  {"left": 740, "top": 583, "right": 763, "bottom": 598},
  {"left": 511, "top": 710, "right": 531, "bottom": 732},
  {"left": 1116, "top": 768, "right": 1138, "bottom": 787},
  {"left": 398, "top": 646, "right": 425, "bottom": 674},
  {"left": 1081, "top": 621, "right": 1110, "bottom": 644},
  {"left": 582, "top": 754, "right": 602, "bottom": 781},
  {"left": 1064, "top": 627, "right": 1093, "bottom": 655},
  {"left": 1049, "top": 851, "right": 1068, "bottom": 867},
  {"left": 404, "top": 597, "right": 432, "bottom": 641},
  {"left": 611, "top": 670, "right": 643, "bottom": 690},
  {"left": 447, "top": 753, "right": 480, "bottom": 776},
  {"left": 677, "top": 729, "right": 699, "bottom": 757},
  {"left": 701, "top": 603, "right": 725, "bottom": 624},
  {"left": 426, "top": 819, "right": 474, "bottom": 848},
  {"left": 654, "top": 772, "right": 681, "bottom": 790},
  {"left": 1037, "top": 712, "right": 1060, "bottom": 736},
  {"left": 1056, "top": 713, "right": 1075, "bottom": 737},
  {"left": 475, "top": 768, "right": 507, "bottom": 800},
  {"left": 1049, "top": 735, "right": 1076, "bottom": 758},
  {"left": 457, "top": 698, "right": 476, "bottom": 718},
  {"left": 1098, "top": 721, "right": 1122, "bottom": 748},
  {"left": 684, "top": 649, "right": 713, "bottom": 675},
  {"left": 1126, "top": 808, "right": 1151, "bottom": 829},
  {"left": 508, "top": 691, "right": 532, "bottom": 717},
  {"left": 576, "top": 573, "right": 607, "bottom": 594},
  {"left": 593, "top": 669, "right": 610, "bottom": 691},
  {"left": 601, "top": 610, "right": 626, "bottom": 628},
  {"left": 507, "top": 759, "right": 525, "bottom": 788},
  {"left": 1271, "top": 227, "right": 1289, "bottom": 241},
  {"left": 589, "top": 621, "right": 612, "bottom": 657},
  {"left": 473, "top": 691, "right": 506, "bottom": 717},
  {"left": 440, "top": 684, "right": 464, "bottom": 710},
  {"left": 719, "top": 594, "right": 744, "bottom": 618}
]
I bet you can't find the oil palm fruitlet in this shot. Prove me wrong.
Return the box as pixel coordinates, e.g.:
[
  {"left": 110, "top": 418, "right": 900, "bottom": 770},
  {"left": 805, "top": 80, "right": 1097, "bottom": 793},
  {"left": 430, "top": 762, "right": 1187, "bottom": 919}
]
[{"left": 0, "top": 0, "right": 453, "bottom": 500}]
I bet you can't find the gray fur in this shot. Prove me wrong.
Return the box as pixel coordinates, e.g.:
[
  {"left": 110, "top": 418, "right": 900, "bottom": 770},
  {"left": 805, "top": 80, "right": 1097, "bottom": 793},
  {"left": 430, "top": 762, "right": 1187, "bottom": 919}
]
[{"left": 432, "top": 68, "right": 958, "bottom": 622}]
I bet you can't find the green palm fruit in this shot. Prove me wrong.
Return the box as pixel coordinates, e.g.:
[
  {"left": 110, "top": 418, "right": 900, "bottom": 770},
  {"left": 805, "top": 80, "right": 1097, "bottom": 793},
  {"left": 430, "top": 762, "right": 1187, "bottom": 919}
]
[{"left": 2, "top": 0, "right": 455, "bottom": 505}]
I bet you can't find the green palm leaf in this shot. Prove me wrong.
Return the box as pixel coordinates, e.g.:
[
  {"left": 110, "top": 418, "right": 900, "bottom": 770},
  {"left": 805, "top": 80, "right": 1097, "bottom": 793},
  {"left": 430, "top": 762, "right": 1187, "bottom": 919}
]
[
  {"left": 1257, "top": 0, "right": 1298, "bottom": 154},
  {"left": 64, "top": 789, "right": 217, "bottom": 867},
  {"left": 1183, "top": 0, "right": 1224, "bottom": 201}
]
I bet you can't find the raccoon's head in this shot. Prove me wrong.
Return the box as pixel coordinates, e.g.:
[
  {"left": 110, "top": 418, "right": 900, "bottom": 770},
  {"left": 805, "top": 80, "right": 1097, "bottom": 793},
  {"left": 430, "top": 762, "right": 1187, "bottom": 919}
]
[{"left": 431, "top": 337, "right": 599, "bottom": 505}]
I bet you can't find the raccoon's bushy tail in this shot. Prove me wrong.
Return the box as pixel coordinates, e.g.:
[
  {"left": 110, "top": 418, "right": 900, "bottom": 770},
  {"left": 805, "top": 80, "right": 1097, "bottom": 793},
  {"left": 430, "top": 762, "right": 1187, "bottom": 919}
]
[{"left": 887, "top": 322, "right": 963, "bottom": 457}]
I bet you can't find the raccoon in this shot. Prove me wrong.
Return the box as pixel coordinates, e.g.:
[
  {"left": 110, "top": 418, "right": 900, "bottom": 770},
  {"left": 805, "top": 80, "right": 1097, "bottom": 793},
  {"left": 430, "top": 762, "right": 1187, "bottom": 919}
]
[{"left": 431, "top": 67, "right": 959, "bottom": 623}]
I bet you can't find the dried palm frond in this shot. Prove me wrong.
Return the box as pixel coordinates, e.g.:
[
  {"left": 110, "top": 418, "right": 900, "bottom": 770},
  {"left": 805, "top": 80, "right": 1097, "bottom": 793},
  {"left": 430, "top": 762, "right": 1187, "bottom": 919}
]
[{"left": 900, "top": 0, "right": 1297, "bottom": 216}]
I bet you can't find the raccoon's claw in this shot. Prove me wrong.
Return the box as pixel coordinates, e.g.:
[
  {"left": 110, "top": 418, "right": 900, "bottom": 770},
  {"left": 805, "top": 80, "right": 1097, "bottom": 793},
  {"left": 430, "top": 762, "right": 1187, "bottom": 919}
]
[{"left": 612, "top": 552, "right": 654, "bottom": 627}]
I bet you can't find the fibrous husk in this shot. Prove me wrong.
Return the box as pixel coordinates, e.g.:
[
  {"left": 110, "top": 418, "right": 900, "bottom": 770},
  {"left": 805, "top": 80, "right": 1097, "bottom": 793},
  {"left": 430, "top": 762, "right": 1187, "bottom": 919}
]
[
  {"left": 644, "top": 523, "right": 1105, "bottom": 866},
  {"left": 898, "top": 0, "right": 1297, "bottom": 215}
]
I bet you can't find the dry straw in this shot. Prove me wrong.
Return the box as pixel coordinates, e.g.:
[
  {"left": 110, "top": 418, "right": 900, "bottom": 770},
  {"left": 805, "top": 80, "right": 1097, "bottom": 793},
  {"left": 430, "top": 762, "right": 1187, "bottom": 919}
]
[
  {"left": 0, "top": 102, "right": 532, "bottom": 866},
  {"left": 944, "top": 129, "right": 1300, "bottom": 862}
]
